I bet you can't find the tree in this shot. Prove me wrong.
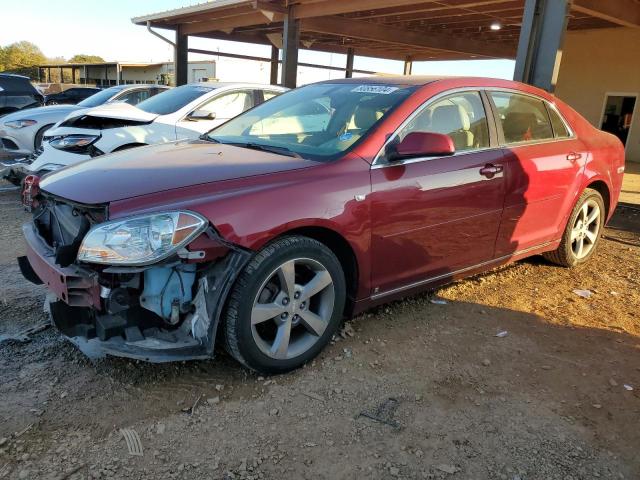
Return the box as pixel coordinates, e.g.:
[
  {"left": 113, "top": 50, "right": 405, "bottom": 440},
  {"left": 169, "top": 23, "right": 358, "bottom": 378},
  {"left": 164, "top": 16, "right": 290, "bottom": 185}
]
[
  {"left": 0, "top": 41, "right": 46, "bottom": 72},
  {"left": 68, "top": 54, "right": 105, "bottom": 64}
]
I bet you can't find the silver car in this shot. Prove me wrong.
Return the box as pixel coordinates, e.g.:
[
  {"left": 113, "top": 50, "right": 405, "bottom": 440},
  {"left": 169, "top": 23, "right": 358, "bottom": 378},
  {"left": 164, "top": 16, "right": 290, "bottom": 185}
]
[{"left": 0, "top": 84, "right": 169, "bottom": 157}]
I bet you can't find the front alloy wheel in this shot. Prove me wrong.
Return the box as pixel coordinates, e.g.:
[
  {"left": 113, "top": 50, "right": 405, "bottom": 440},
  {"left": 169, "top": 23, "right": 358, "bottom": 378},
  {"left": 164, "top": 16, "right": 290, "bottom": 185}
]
[{"left": 223, "top": 236, "right": 346, "bottom": 373}]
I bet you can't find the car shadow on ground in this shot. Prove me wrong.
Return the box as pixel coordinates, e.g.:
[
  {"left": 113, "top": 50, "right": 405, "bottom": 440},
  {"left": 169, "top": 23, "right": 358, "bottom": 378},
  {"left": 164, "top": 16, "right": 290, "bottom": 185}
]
[{"left": 1, "top": 282, "right": 639, "bottom": 478}]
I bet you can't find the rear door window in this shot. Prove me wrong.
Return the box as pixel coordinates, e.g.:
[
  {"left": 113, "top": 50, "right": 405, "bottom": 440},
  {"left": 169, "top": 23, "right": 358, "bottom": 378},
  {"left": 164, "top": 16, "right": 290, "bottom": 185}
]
[
  {"left": 117, "top": 89, "right": 151, "bottom": 105},
  {"left": 489, "top": 91, "right": 554, "bottom": 144}
]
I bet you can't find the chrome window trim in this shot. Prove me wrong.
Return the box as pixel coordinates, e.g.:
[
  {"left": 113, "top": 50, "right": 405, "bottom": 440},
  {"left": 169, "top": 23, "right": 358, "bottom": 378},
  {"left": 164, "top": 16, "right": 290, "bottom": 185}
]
[
  {"left": 370, "top": 146, "right": 501, "bottom": 169},
  {"left": 372, "top": 87, "right": 492, "bottom": 168}
]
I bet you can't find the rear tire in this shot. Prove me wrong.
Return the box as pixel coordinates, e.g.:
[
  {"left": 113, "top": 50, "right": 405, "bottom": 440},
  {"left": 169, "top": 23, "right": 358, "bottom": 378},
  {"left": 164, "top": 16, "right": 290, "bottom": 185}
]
[
  {"left": 223, "top": 236, "right": 346, "bottom": 374},
  {"left": 544, "top": 188, "right": 605, "bottom": 267}
]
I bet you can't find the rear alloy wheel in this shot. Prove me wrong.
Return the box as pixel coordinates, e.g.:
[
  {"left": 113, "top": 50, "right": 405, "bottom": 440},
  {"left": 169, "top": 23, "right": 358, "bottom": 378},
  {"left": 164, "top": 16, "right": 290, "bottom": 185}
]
[
  {"left": 544, "top": 188, "right": 605, "bottom": 267},
  {"left": 223, "top": 236, "right": 346, "bottom": 374}
]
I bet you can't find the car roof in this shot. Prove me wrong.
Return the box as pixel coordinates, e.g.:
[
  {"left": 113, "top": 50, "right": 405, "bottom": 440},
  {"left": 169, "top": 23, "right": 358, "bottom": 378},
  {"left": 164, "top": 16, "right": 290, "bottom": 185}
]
[
  {"left": 189, "top": 82, "right": 287, "bottom": 90},
  {"left": 0, "top": 73, "right": 31, "bottom": 80},
  {"left": 317, "top": 75, "right": 553, "bottom": 99}
]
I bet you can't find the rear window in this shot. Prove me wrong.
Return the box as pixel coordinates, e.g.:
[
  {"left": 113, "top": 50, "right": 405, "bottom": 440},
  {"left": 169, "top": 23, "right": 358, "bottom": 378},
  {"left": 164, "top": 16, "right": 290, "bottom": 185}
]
[
  {"left": 136, "top": 85, "right": 214, "bottom": 115},
  {"left": 0, "top": 76, "right": 37, "bottom": 94},
  {"left": 77, "top": 86, "right": 125, "bottom": 108},
  {"left": 490, "top": 91, "right": 554, "bottom": 144}
]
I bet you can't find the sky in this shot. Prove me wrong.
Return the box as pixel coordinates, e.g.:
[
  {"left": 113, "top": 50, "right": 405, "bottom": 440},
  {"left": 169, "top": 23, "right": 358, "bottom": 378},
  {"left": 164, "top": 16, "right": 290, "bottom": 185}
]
[{"left": 1, "top": 0, "right": 515, "bottom": 85}]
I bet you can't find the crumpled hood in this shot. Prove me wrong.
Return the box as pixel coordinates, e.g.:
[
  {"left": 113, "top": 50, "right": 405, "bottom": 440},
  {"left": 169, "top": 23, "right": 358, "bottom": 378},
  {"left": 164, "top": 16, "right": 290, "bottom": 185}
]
[
  {"left": 63, "top": 102, "right": 159, "bottom": 123},
  {"left": 39, "top": 139, "right": 317, "bottom": 205},
  {"left": 2, "top": 104, "right": 80, "bottom": 121}
]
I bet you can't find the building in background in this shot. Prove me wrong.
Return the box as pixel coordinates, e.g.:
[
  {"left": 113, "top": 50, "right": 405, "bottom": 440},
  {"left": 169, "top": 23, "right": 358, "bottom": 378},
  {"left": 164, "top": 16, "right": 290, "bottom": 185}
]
[
  {"left": 36, "top": 60, "right": 216, "bottom": 86},
  {"left": 555, "top": 27, "right": 640, "bottom": 164}
]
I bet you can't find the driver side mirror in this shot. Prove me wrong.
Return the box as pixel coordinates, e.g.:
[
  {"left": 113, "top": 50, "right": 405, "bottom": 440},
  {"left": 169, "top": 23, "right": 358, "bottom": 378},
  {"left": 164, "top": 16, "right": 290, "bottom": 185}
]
[
  {"left": 389, "top": 132, "right": 455, "bottom": 161},
  {"left": 188, "top": 110, "right": 216, "bottom": 121}
]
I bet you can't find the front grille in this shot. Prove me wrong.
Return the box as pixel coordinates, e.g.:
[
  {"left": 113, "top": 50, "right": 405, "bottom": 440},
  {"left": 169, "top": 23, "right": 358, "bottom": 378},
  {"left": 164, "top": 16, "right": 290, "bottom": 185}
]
[{"left": 33, "top": 195, "right": 107, "bottom": 267}]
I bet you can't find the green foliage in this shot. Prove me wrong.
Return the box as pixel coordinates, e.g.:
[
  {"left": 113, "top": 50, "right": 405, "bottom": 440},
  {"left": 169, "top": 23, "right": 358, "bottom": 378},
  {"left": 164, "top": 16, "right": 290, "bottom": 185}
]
[
  {"left": 68, "top": 54, "right": 105, "bottom": 64},
  {"left": 0, "top": 41, "right": 46, "bottom": 72}
]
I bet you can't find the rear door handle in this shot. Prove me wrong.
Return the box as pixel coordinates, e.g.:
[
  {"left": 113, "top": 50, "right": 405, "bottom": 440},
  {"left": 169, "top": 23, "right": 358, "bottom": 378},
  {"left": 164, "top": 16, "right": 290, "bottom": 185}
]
[
  {"left": 566, "top": 152, "right": 582, "bottom": 162},
  {"left": 479, "top": 164, "right": 503, "bottom": 178}
]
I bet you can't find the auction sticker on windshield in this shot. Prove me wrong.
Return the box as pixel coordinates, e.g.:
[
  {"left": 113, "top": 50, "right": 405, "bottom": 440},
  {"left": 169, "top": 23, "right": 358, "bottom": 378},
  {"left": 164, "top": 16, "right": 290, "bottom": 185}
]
[{"left": 351, "top": 85, "right": 399, "bottom": 94}]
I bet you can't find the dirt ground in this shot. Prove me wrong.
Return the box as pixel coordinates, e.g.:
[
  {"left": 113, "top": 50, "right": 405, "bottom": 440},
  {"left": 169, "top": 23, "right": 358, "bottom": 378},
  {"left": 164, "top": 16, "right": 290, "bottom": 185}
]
[{"left": 0, "top": 182, "right": 639, "bottom": 480}]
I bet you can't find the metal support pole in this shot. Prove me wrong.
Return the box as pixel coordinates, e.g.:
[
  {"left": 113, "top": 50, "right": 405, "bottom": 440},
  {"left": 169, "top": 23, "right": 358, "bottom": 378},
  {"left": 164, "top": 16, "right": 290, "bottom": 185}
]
[
  {"left": 513, "top": 0, "right": 572, "bottom": 92},
  {"left": 175, "top": 25, "right": 189, "bottom": 86},
  {"left": 84, "top": 65, "right": 87, "bottom": 85},
  {"left": 105, "top": 65, "right": 108, "bottom": 86},
  {"left": 281, "top": 6, "right": 300, "bottom": 88},
  {"left": 403, "top": 56, "right": 413, "bottom": 76},
  {"left": 270, "top": 45, "right": 279, "bottom": 85},
  {"left": 59, "top": 66, "right": 63, "bottom": 83},
  {"left": 345, "top": 48, "right": 355, "bottom": 78}
]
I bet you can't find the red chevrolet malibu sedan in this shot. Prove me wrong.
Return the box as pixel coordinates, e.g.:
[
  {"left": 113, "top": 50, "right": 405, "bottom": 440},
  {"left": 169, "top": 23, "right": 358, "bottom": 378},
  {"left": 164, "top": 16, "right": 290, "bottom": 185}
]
[{"left": 19, "top": 77, "right": 624, "bottom": 373}]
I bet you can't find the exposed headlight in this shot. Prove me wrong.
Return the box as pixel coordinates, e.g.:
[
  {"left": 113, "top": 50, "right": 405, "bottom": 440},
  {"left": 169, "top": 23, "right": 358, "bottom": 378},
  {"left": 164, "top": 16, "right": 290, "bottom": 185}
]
[
  {"left": 39, "top": 163, "right": 65, "bottom": 172},
  {"left": 49, "top": 134, "right": 99, "bottom": 152},
  {"left": 77, "top": 211, "right": 208, "bottom": 266},
  {"left": 4, "top": 119, "right": 37, "bottom": 129}
]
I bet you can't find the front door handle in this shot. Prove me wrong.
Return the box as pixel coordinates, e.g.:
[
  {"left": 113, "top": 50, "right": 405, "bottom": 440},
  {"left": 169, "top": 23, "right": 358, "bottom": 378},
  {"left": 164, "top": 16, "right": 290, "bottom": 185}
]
[
  {"left": 566, "top": 152, "right": 582, "bottom": 162},
  {"left": 479, "top": 164, "right": 503, "bottom": 178}
]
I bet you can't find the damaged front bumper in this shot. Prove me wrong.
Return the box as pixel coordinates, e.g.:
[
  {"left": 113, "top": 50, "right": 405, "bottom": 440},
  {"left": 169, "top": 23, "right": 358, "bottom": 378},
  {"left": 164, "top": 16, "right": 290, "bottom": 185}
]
[
  {"left": 20, "top": 222, "right": 250, "bottom": 362},
  {"left": 1, "top": 159, "right": 30, "bottom": 186}
]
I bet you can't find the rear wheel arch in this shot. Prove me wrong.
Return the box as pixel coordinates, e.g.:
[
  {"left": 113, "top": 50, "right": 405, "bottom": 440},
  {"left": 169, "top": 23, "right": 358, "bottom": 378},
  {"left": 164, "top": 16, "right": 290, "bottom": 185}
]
[{"left": 585, "top": 180, "right": 611, "bottom": 220}]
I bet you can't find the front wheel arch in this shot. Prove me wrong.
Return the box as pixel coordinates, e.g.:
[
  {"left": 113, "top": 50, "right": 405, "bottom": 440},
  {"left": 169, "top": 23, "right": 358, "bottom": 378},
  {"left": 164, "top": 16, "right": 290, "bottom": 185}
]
[
  {"left": 34, "top": 123, "right": 55, "bottom": 150},
  {"left": 112, "top": 143, "right": 147, "bottom": 152},
  {"left": 276, "top": 226, "right": 359, "bottom": 317}
]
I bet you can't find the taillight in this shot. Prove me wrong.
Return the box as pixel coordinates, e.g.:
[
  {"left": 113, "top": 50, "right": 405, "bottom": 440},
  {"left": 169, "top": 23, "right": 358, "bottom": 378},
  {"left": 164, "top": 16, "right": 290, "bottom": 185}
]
[{"left": 22, "top": 175, "right": 40, "bottom": 212}]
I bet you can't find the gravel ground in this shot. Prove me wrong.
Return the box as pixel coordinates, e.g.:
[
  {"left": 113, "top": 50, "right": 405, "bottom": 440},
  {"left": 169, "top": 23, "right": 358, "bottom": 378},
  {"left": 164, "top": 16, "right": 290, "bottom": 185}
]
[{"left": 0, "top": 183, "right": 639, "bottom": 480}]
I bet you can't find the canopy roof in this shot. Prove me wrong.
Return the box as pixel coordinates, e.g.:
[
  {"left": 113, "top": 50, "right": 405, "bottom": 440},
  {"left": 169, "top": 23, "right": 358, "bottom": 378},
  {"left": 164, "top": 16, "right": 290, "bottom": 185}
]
[{"left": 133, "top": 0, "right": 640, "bottom": 61}]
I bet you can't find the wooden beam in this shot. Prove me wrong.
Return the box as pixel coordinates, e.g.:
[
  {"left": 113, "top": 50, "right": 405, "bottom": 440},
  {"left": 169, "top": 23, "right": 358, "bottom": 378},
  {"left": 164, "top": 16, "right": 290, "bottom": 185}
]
[
  {"left": 301, "top": 15, "right": 515, "bottom": 58},
  {"left": 181, "top": 11, "right": 283, "bottom": 35},
  {"left": 572, "top": 0, "right": 640, "bottom": 28},
  {"left": 292, "top": 0, "right": 435, "bottom": 19}
]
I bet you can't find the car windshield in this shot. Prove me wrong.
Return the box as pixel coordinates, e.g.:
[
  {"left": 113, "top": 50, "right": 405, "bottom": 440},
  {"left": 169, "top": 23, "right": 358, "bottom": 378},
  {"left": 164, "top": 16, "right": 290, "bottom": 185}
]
[
  {"left": 77, "top": 87, "right": 124, "bottom": 108},
  {"left": 207, "top": 82, "right": 417, "bottom": 161},
  {"left": 136, "top": 84, "right": 215, "bottom": 115}
]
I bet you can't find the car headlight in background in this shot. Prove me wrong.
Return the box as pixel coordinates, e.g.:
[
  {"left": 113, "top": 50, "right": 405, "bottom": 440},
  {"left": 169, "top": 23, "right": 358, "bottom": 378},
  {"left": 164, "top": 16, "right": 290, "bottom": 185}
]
[
  {"left": 77, "top": 211, "right": 208, "bottom": 266},
  {"left": 49, "top": 134, "right": 100, "bottom": 153},
  {"left": 4, "top": 119, "right": 37, "bottom": 129}
]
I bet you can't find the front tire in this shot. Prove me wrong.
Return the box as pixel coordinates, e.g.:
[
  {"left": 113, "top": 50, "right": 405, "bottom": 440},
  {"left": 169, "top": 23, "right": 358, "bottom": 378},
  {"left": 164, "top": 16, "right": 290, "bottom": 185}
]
[
  {"left": 223, "top": 236, "right": 346, "bottom": 374},
  {"left": 544, "top": 188, "right": 605, "bottom": 267}
]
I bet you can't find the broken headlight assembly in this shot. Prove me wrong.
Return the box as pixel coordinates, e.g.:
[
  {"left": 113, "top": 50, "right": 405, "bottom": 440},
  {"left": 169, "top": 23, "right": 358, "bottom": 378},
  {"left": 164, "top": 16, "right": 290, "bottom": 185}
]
[
  {"left": 77, "top": 211, "right": 208, "bottom": 266},
  {"left": 49, "top": 134, "right": 100, "bottom": 153}
]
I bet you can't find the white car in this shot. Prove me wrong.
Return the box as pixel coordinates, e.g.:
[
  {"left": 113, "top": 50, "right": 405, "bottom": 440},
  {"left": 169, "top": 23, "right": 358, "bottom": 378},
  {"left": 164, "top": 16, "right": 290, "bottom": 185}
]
[
  {"left": 27, "top": 83, "right": 286, "bottom": 176},
  {"left": 0, "top": 84, "right": 168, "bottom": 157}
]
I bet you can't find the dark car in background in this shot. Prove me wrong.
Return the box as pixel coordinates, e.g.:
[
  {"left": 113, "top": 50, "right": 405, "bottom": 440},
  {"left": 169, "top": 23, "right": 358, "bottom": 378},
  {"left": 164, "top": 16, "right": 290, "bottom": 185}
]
[
  {"left": 0, "top": 74, "right": 45, "bottom": 117},
  {"left": 45, "top": 87, "right": 102, "bottom": 105}
]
